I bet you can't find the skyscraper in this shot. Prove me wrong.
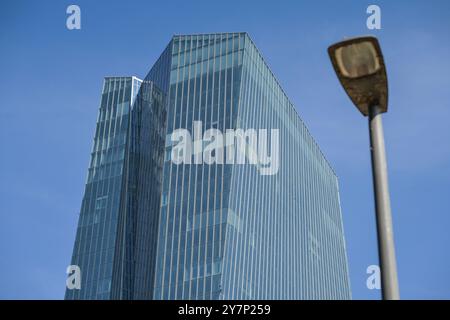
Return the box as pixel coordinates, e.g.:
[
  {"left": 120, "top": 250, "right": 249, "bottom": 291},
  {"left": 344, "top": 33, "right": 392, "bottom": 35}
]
[
  {"left": 65, "top": 77, "right": 166, "bottom": 300},
  {"left": 66, "top": 33, "right": 351, "bottom": 300}
]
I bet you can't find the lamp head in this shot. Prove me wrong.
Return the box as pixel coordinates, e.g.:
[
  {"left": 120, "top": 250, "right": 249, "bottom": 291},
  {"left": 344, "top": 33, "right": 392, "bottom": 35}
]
[{"left": 328, "top": 36, "right": 388, "bottom": 116}]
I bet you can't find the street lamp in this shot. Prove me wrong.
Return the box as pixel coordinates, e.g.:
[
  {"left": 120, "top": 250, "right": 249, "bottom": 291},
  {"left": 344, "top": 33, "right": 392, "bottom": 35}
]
[{"left": 328, "top": 36, "right": 400, "bottom": 300}]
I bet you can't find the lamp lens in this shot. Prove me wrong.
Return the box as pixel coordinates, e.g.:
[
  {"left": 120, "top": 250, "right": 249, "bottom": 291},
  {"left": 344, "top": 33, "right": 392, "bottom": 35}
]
[{"left": 335, "top": 41, "right": 380, "bottom": 78}]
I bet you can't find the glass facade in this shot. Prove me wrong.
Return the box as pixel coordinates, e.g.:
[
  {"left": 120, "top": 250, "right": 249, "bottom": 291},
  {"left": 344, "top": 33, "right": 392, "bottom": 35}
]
[
  {"left": 222, "top": 36, "right": 350, "bottom": 299},
  {"left": 66, "top": 33, "right": 351, "bottom": 300},
  {"left": 65, "top": 77, "right": 166, "bottom": 299},
  {"left": 147, "top": 33, "right": 350, "bottom": 300},
  {"left": 149, "top": 33, "right": 245, "bottom": 300}
]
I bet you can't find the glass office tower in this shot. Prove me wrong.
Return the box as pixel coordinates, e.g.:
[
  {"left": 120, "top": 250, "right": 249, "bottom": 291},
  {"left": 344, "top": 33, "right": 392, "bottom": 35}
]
[
  {"left": 66, "top": 33, "right": 351, "bottom": 300},
  {"left": 65, "top": 77, "right": 166, "bottom": 299}
]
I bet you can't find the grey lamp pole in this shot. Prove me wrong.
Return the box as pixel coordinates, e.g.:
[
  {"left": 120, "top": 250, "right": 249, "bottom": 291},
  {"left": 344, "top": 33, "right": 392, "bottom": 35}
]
[
  {"left": 369, "top": 104, "right": 399, "bottom": 300},
  {"left": 328, "top": 36, "right": 400, "bottom": 300}
]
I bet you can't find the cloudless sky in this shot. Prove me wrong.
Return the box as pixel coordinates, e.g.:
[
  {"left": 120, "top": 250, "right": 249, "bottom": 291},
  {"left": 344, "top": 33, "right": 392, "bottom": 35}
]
[{"left": 1, "top": 0, "right": 449, "bottom": 299}]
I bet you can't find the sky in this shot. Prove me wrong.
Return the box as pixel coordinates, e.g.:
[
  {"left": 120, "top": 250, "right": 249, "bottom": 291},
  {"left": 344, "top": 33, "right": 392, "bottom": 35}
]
[{"left": 1, "top": 0, "right": 449, "bottom": 300}]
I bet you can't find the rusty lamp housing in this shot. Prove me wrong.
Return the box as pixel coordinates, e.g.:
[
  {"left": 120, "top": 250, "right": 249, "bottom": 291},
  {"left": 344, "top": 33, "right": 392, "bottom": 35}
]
[{"left": 328, "top": 36, "right": 388, "bottom": 116}]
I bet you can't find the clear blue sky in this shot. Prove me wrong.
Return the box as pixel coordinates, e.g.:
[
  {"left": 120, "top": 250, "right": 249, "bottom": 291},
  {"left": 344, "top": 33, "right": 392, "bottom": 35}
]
[{"left": 1, "top": 0, "right": 449, "bottom": 299}]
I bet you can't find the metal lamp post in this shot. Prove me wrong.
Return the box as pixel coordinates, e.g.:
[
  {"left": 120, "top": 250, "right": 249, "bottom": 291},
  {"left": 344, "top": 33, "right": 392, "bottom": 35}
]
[{"left": 328, "top": 36, "right": 400, "bottom": 300}]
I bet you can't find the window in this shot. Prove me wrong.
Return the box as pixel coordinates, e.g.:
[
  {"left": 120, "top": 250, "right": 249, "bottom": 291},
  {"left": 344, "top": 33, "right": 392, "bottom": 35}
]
[
  {"left": 95, "top": 195, "right": 108, "bottom": 210},
  {"left": 161, "top": 192, "right": 168, "bottom": 206},
  {"left": 164, "top": 147, "right": 171, "bottom": 162},
  {"left": 97, "top": 278, "right": 111, "bottom": 294}
]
